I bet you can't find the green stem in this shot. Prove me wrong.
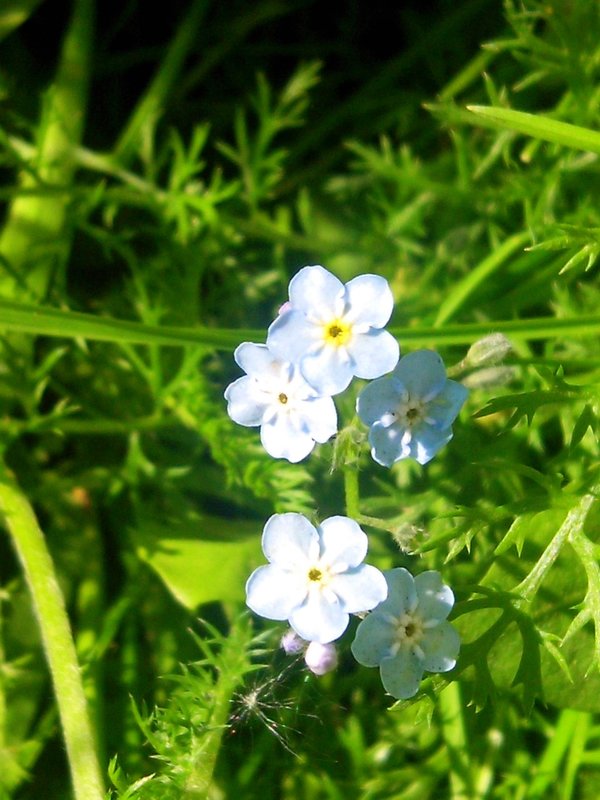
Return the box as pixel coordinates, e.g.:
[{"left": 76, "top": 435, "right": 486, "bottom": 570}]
[
  {"left": 344, "top": 464, "right": 360, "bottom": 519},
  {"left": 0, "top": 459, "right": 104, "bottom": 800},
  {"left": 438, "top": 682, "right": 473, "bottom": 800}
]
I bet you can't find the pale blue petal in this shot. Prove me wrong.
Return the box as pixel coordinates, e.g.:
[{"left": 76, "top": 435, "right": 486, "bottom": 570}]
[
  {"left": 260, "top": 416, "right": 315, "bottom": 462},
  {"left": 426, "top": 380, "right": 468, "bottom": 429},
  {"left": 420, "top": 622, "right": 461, "bottom": 672},
  {"left": 368, "top": 420, "right": 409, "bottom": 467},
  {"left": 262, "top": 513, "right": 319, "bottom": 569},
  {"left": 414, "top": 571, "right": 455, "bottom": 621},
  {"left": 299, "top": 395, "right": 338, "bottom": 443},
  {"left": 246, "top": 564, "right": 307, "bottom": 621},
  {"left": 356, "top": 376, "right": 402, "bottom": 426},
  {"left": 300, "top": 345, "right": 353, "bottom": 396},
  {"left": 288, "top": 265, "right": 344, "bottom": 318},
  {"left": 409, "top": 423, "right": 453, "bottom": 465},
  {"left": 234, "top": 342, "right": 277, "bottom": 377},
  {"left": 267, "top": 310, "right": 319, "bottom": 364},
  {"left": 349, "top": 329, "right": 400, "bottom": 380},
  {"left": 394, "top": 350, "right": 447, "bottom": 399},
  {"left": 289, "top": 589, "right": 349, "bottom": 643},
  {"left": 224, "top": 376, "right": 265, "bottom": 427},
  {"left": 380, "top": 649, "right": 424, "bottom": 699},
  {"left": 319, "top": 516, "right": 367, "bottom": 569},
  {"left": 344, "top": 274, "right": 394, "bottom": 328},
  {"left": 383, "top": 568, "right": 417, "bottom": 616},
  {"left": 351, "top": 612, "right": 396, "bottom": 666},
  {"left": 330, "top": 564, "right": 388, "bottom": 613}
]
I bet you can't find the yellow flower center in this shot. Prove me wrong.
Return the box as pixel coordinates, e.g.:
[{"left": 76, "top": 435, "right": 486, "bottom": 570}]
[
  {"left": 308, "top": 567, "right": 322, "bottom": 582},
  {"left": 323, "top": 318, "right": 352, "bottom": 347},
  {"left": 278, "top": 392, "right": 288, "bottom": 405}
]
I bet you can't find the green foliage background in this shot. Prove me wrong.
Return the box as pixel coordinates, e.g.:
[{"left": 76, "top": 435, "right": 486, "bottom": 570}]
[{"left": 2, "top": 1, "right": 600, "bottom": 798}]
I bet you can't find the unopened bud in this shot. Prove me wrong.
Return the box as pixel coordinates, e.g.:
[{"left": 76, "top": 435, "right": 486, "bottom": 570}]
[
  {"left": 466, "top": 334, "right": 512, "bottom": 368},
  {"left": 280, "top": 629, "right": 306, "bottom": 655},
  {"left": 304, "top": 641, "right": 338, "bottom": 676},
  {"left": 463, "top": 366, "right": 516, "bottom": 390}
]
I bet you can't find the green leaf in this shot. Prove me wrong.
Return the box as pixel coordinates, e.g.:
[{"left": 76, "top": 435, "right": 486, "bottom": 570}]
[
  {"left": 466, "top": 106, "right": 600, "bottom": 155},
  {"left": 133, "top": 513, "right": 262, "bottom": 608}
]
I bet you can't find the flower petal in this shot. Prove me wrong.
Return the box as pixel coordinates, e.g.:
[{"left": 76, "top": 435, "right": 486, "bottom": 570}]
[
  {"left": 394, "top": 350, "right": 447, "bottom": 399},
  {"left": 351, "top": 611, "right": 396, "bottom": 666},
  {"left": 246, "top": 564, "right": 307, "bottom": 621},
  {"left": 300, "top": 345, "right": 354, "bottom": 396},
  {"left": 426, "top": 380, "right": 468, "bottom": 429},
  {"left": 330, "top": 564, "right": 388, "bottom": 613},
  {"left": 407, "top": 423, "right": 453, "bottom": 465},
  {"left": 289, "top": 588, "right": 349, "bottom": 643},
  {"left": 224, "top": 376, "right": 265, "bottom": 427},
  {"left": 344, "top": 274, "right": 394, "bottom": 328},
  {"left": 234, "top": 342, "right": 278, "bottom": 378},
  {"left": 414, "top": 571, "right": 455, "bottom": 621},
  {"left": 267, "top": 310, "right": 319, "bottom": 365},
  {"left": 348, "top": 329, "right": 399, "bottom": 380},
  {"left": 260, "top": 415, "right": 316, "bottom": 462},
  {"left": 297, "top": 395, "right": 338, "bottom": 443},
  {"left": 383, "top": 568, "right": 418, "bottom": 616},
  {"left": 262, "top": 513, "right": 319, "bottom": 569},
  {"left": 368, "top": 420, "right": 409, "bottom": 467},
  {"left": 420, "top": 622, "right": 461, "bottom": 673},
  {"left": 380, "top": 649, "right": 424, "bottom": 699},
  {"left": 356, "top": 375, "right": 402, "bottom": 426},
  {"left": 319, "top": 516, "right": 368, "bottom": 569},
  {"left": 288, "top": 265, "right": 344, "bottom": 318}
]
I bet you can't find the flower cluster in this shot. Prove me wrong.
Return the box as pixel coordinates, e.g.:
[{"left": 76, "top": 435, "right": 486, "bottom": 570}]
[{"left": 226, "top": 265, "right": 468, "bottom": 700}]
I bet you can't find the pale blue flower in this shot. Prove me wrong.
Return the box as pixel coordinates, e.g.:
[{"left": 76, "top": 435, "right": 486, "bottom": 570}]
[
  {"left": 224, "top": 342, "right": 337, "bottom": 463},
  {"left": 267, "top": 265, "right": 399, "bottom": 396},
  {"left": 351, "top": 568, "right": 460, "bottom": 699},
  {"left": 357, "top": 349, "right": 468, "bottom": 466},
  {"left": 246, "top": 513, "right": 388, "bottom": 644}
]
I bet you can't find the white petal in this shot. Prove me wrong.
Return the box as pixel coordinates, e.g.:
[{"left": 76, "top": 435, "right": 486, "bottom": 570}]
[
  {"left": 289, "top": 588, "right": 349, "bottom": 643},
  {"left": 319, "top": 516, "right": 368, "bottom": 569},
  {"left": 344, "top": 274, "right": 394, "bottom": 328},
  {"left": 288, "top": 265, "right": 344, "bottom": 319},
  {"left": 408, "top": 423, "right": 452, "bottom": 465},
  {"left": 267, "top": 310, "right": 319, "bottom": 364},
  {"left": 234, "top": 342, "right": 278, "bottom": 378},
  {"left": 426, "top": 380, "right": 468, "bottom": 429},
  {"left": 368, "top": 420, "right": 409, "bottom": 467},
  {"left": 351, "top": 612, "right": 396, "bottom": 666},
  {"left": 246, "top": 564, "right": 307, "bottom": 621},
  {"left": 356, "top": 375, "right": 402, "bottom": 426},
  {"left": 414, "top": 571, "right": 454, "bottom": 621},
  {"left": 348, "top": 329, "right": 399, "bottom": 380},
  {"left": 382, "top": 568, "right": 417, "bottom": 616},
  {"left": 224, "top": 376, "right": 265, "bottom": 427},
  {"left": 380, "top": 649, "right": 424, "bottom": 699},
  {"left": 300, "top": 346, "right": 353, "bottom": 396},
  {"left": 420, "top": 622, "right": 460, "bottom": 672},
  {"left": 260, "top": 415, "right": 315, "bottom": 462},
  {"left": 262, "top": 513, "right": 319, "bottom": 569},
  {"left": 299, "top": 395, "right": 338, "bottom": 443},
  {"left": 330, "top": 564, "right": 388, "bottom": 613},
  {"left": 394, "top": 350, "right": 447, "bottom": 399}
]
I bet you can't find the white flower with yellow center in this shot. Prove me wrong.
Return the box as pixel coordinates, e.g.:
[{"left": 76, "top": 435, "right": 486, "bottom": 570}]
[
  {"left": 266, "top": 265, "right": 399, "bottom": 396},
  {"left": 246, "top": 513, "right": 388, "bottom": 644},
  {"left": 224, "top": 342, "right": 337, "bottom": 463},
  {"left": 351, "top": 568, "right": 460, "bottom": 699}
]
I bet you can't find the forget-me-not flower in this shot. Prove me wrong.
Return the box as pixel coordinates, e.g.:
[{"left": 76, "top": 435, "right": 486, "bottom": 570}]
[
  {"left": 224, "top": 342, "right": 337, "bottom": 463},
  {"left": 351, "top": 568, "right": 460, "bottom": 699},
  {"left": 267, "top": 265, "right": 399, "bottom": 396},
  {"left": 246, "top": 513, "right": 388, "bottom": 644},
  {"left": 357, "top": 349, "right": 468, "bottom": 466}
]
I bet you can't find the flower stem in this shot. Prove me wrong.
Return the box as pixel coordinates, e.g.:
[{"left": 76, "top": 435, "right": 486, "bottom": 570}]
[
  {"left": 0, "top": 458, "right": 104, "bottom": 800},
  {"left": 344, "top": 463, "right": 360, "bottom": 519}
]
